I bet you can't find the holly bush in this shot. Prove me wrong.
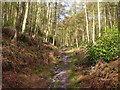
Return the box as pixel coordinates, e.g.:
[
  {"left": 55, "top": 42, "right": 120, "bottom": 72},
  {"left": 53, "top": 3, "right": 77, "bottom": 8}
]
[{"left": 87, "top": 26, "right": 120, "bottom": 65}]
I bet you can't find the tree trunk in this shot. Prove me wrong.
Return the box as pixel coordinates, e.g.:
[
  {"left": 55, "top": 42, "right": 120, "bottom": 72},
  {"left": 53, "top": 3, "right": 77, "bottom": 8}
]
[
  {"left": 107, "top": 3, "right": 113, "bottom": 28},
  {"left": 76, "top": 38, "right": 79, "bottom": 48},
  {"left": 118, "top": 1, "right": 120, "bottom": 32},
  {"left": 82, "top": 30, "right": 85, "bottom": 42},
  {"left": 12, "top": 2, "right": 25, "bottom": 42},
  {"left": 92, "top": 10, "right": 96, "bottom": 45},
  {"left": 22, "top": 2, "right": 29, "bottom": 33},
  {"left": 98, "top": 0, "right": 101, "bottom": 37},
  {"left": 84, "top": 2, "right": 89, "bottom": 43},
  {"left": 33, "top": 3, "right": 40, "bottom": 38},
  {"left": 104, "top": 7, "right": 107, "bottom": 31}
]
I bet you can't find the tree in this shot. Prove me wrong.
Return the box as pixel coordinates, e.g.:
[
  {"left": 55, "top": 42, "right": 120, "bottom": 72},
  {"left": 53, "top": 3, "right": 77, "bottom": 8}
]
[
  {"left": 92, "top": 9, "right": 95, "bottom": 45},
  {"left": 12, "top": 2, "right": 25, "bottom": 42},
  {"left": 98, "top": 0, "right": 101, "bottom": 37},
  {"left": 22, "top": 2, "right": 29, "bottom": 33},
  {"left": 84, "top": 2, "right": 89, "bottom": 42},
  {"left": 118, "top": 1, "right": 120, "bottom": 32},
  {"left": 107, "top": 3, "right": 113, "bottom": 28}
]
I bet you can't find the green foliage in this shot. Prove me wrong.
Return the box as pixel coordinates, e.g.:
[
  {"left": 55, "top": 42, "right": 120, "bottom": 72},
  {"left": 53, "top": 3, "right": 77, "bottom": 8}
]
[
  {"left": 72, "top": 42, "right": 87, "bottom": 49},
  {"left": 54, "top": 57, "right": 60, "bottom": 61},
  {"left": 48, "top": 72, "right": 54, "bottom": 78},
  {"left": 87, "top": 26, "right": 120, "bottom": 64},
  {"left": 35, "top": 67, "right": 45, "bottom": 74},
  {"left": 68, "top": 52, "right": 76, "bottom": 56},
  {"left": 4, "top": 21, "right": 14, "bottom": 27},
  {"left": 78, "top": 41, "right": 88, "bottom": 46},
  {"left": 57, "top": 62, "right": 64, "bottom": 68}
]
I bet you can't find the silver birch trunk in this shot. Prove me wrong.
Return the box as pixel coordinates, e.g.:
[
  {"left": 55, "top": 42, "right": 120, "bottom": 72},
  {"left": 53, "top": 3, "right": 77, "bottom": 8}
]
[
  {"left": 92, "top": 10, "right": 96, "bottom": 45},
  {"left": 22, "top": 2, "right": 29, "bottom": 33},
  {"left": 98, "top": 0, "right": 101, "bottom": 37},
  {"left": 84, "top": 3, "right": 89, "bottom": 42}
]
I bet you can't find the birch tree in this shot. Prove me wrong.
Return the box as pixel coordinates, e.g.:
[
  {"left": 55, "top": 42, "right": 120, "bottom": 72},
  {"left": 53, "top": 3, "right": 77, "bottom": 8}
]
[
  {"left": 84, "top": 2, "right": 89, "bottom": 42},
  {"left": 107, "top": 3, "right": 113, "bottom": 28},
  {"left": 118, "top": 1, "right": 120, "bottom": 32},
  {"left": 12, "top": 2, "right": 25, "bottom": 42},
  {"left": 92, "top": 9, "right": 95, "bottom": 45},
  {"left": 98, "top": 0, "right": 101, "bottom": 37},
  {"left": 22, "top": 2, "right": 29, "bottom": 33}
]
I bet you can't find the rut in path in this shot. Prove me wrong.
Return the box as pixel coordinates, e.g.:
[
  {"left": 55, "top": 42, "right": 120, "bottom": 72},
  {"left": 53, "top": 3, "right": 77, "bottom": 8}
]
[{"left": 48, "top": 52, "right": 72, "bottom": 89}]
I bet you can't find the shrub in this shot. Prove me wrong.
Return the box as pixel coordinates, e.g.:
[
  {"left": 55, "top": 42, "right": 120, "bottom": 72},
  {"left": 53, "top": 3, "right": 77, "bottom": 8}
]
[{"left": 87, "top": 26, "right": 120, "bottom": 65}]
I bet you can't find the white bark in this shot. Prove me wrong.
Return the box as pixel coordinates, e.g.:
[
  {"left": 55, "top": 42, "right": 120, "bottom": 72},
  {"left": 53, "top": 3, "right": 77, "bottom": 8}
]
[
  {"left": 98, "top": 0, "right": 101, "bottom": 37},
  {"left": 104, "top": 7, "right": 107, "bottom": 31},
  {"left": 22, "top": 2, "right": 29, "bottom": 33},
  {"left": 92, "top": 10, "right": 96, "bottom": 45},
  {"left": 84, "top": 3, "right": 89, "bottom": 42},
  {"left": 82, "top": 30, "right": 85, "bottom": 42}
]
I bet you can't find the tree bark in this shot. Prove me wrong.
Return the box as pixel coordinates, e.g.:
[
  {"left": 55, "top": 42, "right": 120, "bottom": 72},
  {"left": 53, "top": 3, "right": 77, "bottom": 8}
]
[
  {"left": 92, "top": 10, "right": 96, "bottom": 45},
  {"left": 104, "top": 7, "right": 107, "bottom": 31},
  {"left": 107, "top": 3, "right": 113, "bottom": 28},
  {"left": 118, "top": 1, "right": 120, "bottom": 32},
  {"left": 84, "top": 2, "right": 89, "bottom": 43},
  {"left": 98, "top": 0, "right": 101, "bottom": 37},
  {"left": 82, "top": 30, "right": 85, "bottom": 42},
  {"left": 22, "top": 2, "right": 29, "bottom": 33},
  {"left": 12, "top": 2, "right": 25, "bottom": 42}
]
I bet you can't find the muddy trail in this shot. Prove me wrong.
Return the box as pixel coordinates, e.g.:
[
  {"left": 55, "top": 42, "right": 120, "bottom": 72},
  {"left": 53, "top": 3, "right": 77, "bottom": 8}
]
[{"left": 48, "top": 52, "right": 72, "bottom": 89}]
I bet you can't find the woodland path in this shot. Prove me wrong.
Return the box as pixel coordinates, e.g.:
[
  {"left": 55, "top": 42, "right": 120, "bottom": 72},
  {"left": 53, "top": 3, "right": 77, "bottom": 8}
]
[{"left": 48, "top": 52, "right": 72, "bottom": 89}]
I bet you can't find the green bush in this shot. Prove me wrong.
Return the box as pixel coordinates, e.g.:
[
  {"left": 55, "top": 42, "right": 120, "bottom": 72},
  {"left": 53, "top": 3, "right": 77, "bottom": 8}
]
[
  {"left": 4, "top": 21, "right": 13, "bottom": 26},
  {"left": 87, "top": 26, "right": 120, "bottom": 65}
]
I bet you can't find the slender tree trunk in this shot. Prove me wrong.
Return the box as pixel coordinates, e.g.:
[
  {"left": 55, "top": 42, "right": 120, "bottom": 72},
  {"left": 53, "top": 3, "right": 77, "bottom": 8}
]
[
  {"left": 104, "top": 7, "right": 107, "bottom": 31},
  {"left": 33, "top": 3, "right": 40, "bottom": 38},
  {"left": 46, "top": 2, "right": 51, "bottom": 42},
  {"left": 46, "top": 31, "right": 48, "bottom": 42},
  {"left": 22, "top": 2, "right": 29, "bottom": 33},
  {"left": 12, "top": 2, "right": 25, "bottom": 42},
  {"left": 118, "top": 1, "right": 120, "bottom": 32},
  {"left": 75, "top": 29, "right": 78, "bottom": 48},
  {"left": 13, "top": 2, "right": 19, "bottom": 26},
  {"left": 52, "top": 2, "right": 57, "bottom": 45},
  {"left": 98, "top": 0, "right": 101, "bottom": 37},
  {"left": 114, "top": 6, "right": 116, "bottom": 25},
  {"left": 52, "top": 33, "right": 55, "bottom": 46},
  {"left": 92, "top": 10, "right": 96, "bottom": 45},
  {"left": 76, "top": 38, "right": 79, "bottom": 48},
  {"left": 82, "top": 30, "right": 85, "bottom": 42},
  {"left": 84, "top": 3, "right": 89, "bottom": 43},
  {"left": 107, "top": 4, "right": 113, "bottom": 28}
]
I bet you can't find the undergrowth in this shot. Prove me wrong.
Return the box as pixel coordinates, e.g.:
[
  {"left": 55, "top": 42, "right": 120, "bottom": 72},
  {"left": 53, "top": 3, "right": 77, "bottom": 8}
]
[{"left": 87, "top": 26, "right": 120, "bottom": 65}]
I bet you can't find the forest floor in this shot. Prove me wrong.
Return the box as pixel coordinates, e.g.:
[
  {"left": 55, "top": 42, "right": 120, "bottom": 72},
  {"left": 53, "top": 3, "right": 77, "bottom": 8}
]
[
  {"left": 66, "top": 47, "right": 119, "bottom": 88},
  {"left": 2, "top": 27, "right": 60, "bottom": 88},
  {"left": 2, "top": 27, "right": 119, "bottom": 88},
  {"left": 48, "top": 46, "right": 119, "bottom": 89}
]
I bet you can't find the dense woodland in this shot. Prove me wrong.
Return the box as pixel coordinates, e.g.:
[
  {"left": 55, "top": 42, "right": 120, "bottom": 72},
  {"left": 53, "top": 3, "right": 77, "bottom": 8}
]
[{"left": 2, "top": 0, "right": 120, "bottom": 89}]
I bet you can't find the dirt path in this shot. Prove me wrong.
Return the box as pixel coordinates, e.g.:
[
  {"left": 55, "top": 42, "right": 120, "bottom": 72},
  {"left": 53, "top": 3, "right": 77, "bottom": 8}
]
[{"left": 48, "top": 52, "right": 72, "bottom": 89}]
